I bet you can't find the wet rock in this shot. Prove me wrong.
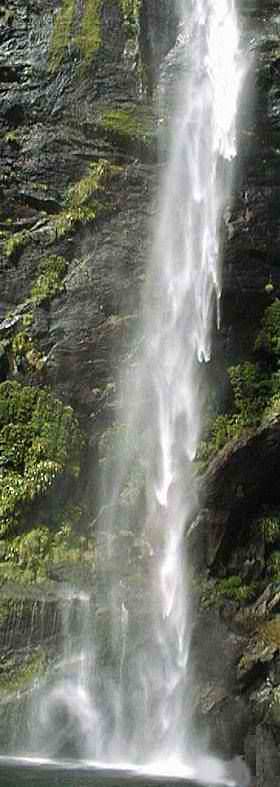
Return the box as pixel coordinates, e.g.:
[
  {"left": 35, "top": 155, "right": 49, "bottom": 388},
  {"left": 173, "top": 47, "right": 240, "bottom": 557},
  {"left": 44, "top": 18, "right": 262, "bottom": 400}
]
[
  {"left": 255, "top": 723, "right": 280, "bottom": 787},
  {"left": 198, "top": 418, "right": 280, "bottom": 570}
]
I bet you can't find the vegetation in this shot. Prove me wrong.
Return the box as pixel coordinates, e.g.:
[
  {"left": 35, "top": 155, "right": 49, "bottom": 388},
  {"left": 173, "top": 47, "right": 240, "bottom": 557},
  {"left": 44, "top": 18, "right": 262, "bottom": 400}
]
[
  {"left": 66, "top": 160, "right": 123, "bottom": 208},
  {"left": 76, "top": 0, "right": 102, "bottom": 64},
  {"left": 258, "top": 515, "right": 280, "bottom": 546},
  {"left": 99, "top": 105, "right": 155, "bottom": 144},
  {"left": 0, "top": 508, "right": 95, "bottom": 583},
  {"left": 0, "top": 381, "right": 84, "bottom": 536},
  {"left": 48, "top": 0, "right": 142, "bottom": 72},
  {"left": 48, "top": 0, "right": 104, "bottom": 72},
  {"left": 31, "top": 255, "right": 67, "bottom": 305},
  {"left": 120, "top": 0, "right": 140, "bottom": 38},
  {"left": 4, "top": 230, "right": 30, "bottom": 262},
  {"left": 199, "top": 575, "right": 258, "bottom": 609},
  {"left": 0, "top": 648, "right": 46, "bottom": 694},
  {"left": 197, "top": 299, "right": 280, "bottom": 469},
  {"left": 48, "top": 0, "right": 76, "bottom": 72}
]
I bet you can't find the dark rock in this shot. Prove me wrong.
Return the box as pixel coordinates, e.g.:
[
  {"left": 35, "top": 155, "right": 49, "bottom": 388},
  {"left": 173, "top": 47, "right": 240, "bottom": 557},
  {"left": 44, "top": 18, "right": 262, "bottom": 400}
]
[
  {"left": 255, "top": 723, "right": 280, "bottom": 787},
  {"left": 199, "top": 418, "right": 280, "bottom": 570}
]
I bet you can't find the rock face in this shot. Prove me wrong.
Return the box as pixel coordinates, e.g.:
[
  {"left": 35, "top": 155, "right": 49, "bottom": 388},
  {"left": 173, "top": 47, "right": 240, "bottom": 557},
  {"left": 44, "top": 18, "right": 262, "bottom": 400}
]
[{"left": 0, "top": 1, "right": 280, "bottom": 785}]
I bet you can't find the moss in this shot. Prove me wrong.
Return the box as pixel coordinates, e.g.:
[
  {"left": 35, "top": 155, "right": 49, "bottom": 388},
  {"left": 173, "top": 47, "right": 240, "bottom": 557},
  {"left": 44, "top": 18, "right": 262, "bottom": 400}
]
[
  {"left": 267, "top": 550, "right": 280, "bottom": 580},
  {"left": 0, "top": 648, "right": 46, "bottom": 694},
  {"left": 4, "top": 230, "right": 30, "bottom": 262},
  {"left": 67, "top": 160, "right": 123, "bottom": 208},
  {"left": 120, "top": 0, "right": 140, "bottom": 38},
  {"left": 3, "top": 129, "right": 21, "bottom": 145},
  {"left": 31, "top": 255, "right": 67, "bottom": 306},
  {"left": 0, "top": 507, "right": 95, "bottom": 583},
  {"left": 51, "top": 205, "right": 97, "bottom": 239},
  {"left": 49, "top": 0, "right": 104, "bottom": 73},
  {"left": 255, "top": 299, "right": 280, "bottom": 360},
  {"left": 11, "top": 331, "right": 45, "bottom": 374},
  {"left": 258, "top": 618, "right": 280, "bottom": 649},
  {"left": 99, "top": 105, "right": 155, "bottom": 144},
  {"left": 199, "top": 575, "right": 258, "bottom": 609},
  {"left": 48, "top": 0, "right": 76, "bottom": 72},
  {"left": 0, "top": 380, "right": 84, "bottom": 536},
  {"left": 258, "top": 515, "right": 280, "bottom": 545},
  {"left": 76, "top": 0, "right": 102, "bottom": 64},
  {"left": 49, "top": 159, "right": 122, "bottom": 239}
]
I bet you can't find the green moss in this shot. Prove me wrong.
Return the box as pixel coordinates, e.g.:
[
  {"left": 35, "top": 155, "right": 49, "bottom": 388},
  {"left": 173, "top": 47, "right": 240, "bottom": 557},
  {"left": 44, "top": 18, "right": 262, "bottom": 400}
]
[
  {"left": 48, "top": 0, "right": 76, "bottom": 72},
  {"left": 11, "top": 331, "right": 45, "bottom": 374},
  {"left": 67, "top": 160, "right": 123, "bottom": 208},
  {"left": 0, "top": 381, "right": 84, "bottom": 536},
  {"left": 4, "top": 230, "right": 30, "bottom": 261},
  {"left": 76, "top": 0, "right": 102, "bottom": 63},
  {"left": 51, "top": 205, "right": 97, "bottom": 239},
  {"left": 199, "top": 576, "right": 258, "bottom": 609},
  {"left": 258, "top": 515, "right": 280, "bottom": 545},
  {"left": 0, "top": 648, "right": 46, "bottom": 694},
  {"left": 120, "top": 0, "right": 140, "bottom": 38},
  {"left": 255, "top": 299, "right": 280, "bottom": 360},
  {"left": 49, "top": 0, "right": 104, "bottom": 73},
  {"left": 1, "top": 508, "right": 95, "bottom": 583},
  {"left": 259, "top": 618, "right": 280, "bottom": 649},
  {"left": 31, "top": 256, "right": 67, "bottom": 305},
  {"left": 3, "top": 129, "right": 21, "bottom": 145},
  {"left": 267, "top": 550, "right": 280, "bottom": 580},
  {"left": 99, "top": 105, "right": 155, "bottom": 144}
]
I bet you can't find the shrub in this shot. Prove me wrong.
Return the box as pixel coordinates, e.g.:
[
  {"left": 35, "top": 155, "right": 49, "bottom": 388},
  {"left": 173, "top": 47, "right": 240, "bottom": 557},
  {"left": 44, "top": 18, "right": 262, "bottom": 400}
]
[{"left": 0, "top": 381, "right": 84, "bottom": 535}]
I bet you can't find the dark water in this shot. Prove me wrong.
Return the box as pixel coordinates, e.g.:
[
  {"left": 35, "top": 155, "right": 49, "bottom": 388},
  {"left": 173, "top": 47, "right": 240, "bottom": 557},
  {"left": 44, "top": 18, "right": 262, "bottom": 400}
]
[{"left": 0, "top": 762, "right": 229, "bottom": 787}]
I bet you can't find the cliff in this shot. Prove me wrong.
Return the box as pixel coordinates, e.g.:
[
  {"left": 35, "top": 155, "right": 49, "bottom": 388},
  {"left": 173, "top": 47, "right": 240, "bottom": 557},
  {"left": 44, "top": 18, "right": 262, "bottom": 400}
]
[{"left": 0, "top": 1, "right": 279, "bottom": 785}]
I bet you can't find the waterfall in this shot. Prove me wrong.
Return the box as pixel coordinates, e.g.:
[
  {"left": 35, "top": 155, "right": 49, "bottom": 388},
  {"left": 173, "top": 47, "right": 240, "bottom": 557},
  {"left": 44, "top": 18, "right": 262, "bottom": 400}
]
[
  {"left": 90, "top": 0, "right": 244, "bottom": 770},
  {"left": 20, "top": 1, "right": 245, "bottom": 783}
]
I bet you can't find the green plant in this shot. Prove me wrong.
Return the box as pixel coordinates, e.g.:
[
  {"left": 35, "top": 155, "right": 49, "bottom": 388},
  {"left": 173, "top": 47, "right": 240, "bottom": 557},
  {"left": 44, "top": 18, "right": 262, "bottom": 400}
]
[
  {"left": 255, "top": 299, "right": 280, "bottom": 361},
  {"left": 0, "top": 648, "right": 46, "bottom": 694},
  {"left": 51, "top": 205, "right": 97, "bottom": 239},
  {"left": 11, "top": 331, "right": 45, "bottom": 373},
  {"left": 259, "top": 515, "right": 280, "bottom": 545},
  {"left": 267, "top": 550, "right": 280, "bottom": 580},
  {"left": 100, "top": 105, "right": 155, "bottom": 144},
  {"left": 120, "top": 0, "right": 140, "bottom": 38},
  {"left": 49, "top": 0, "right": 104, "bottom": 72},
  {"left": 4, "top": 230, "right": 30, "bottom": 261},
  {"left": 67, "top": 160, "right": 122, "bottom": 208},
  {"left": 0, "top": 381, "right": 84, "bottom": 535},
  {"left": 48, "top": 0, "right": 76, "bottom": 72},
  {"left": 76, "top": 0, "right": 102, "bottom": 63},
  {"left": 199, "top": 575, "right": 258, "bottom": 609},
  {"left": 31, "top": 255, "right": 67, "bottom": 305}
]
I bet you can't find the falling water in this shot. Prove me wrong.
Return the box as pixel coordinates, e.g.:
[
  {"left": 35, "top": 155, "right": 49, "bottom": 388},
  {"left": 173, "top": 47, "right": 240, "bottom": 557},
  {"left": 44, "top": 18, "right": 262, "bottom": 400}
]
[
  {"left": 8, "top": 1, "right": 246, "bottom": 783},
  {"left": 89, "top": 0, "right": 244, "bottom": 771}
]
